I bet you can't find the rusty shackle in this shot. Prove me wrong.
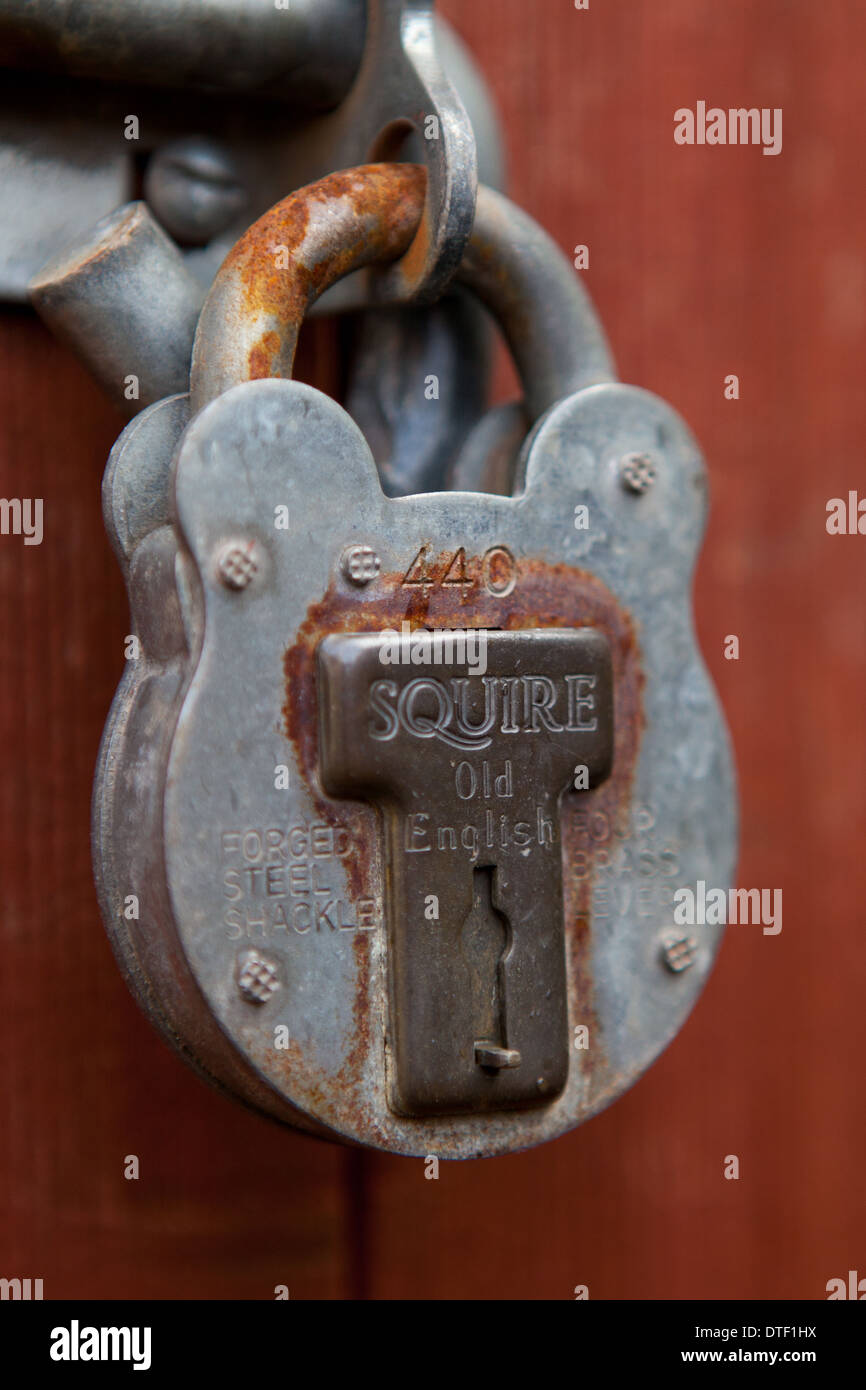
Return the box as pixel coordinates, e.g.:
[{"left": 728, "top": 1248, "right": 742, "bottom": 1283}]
[{"left": 189, "top": 164, "right": 616, "bottom": 423}]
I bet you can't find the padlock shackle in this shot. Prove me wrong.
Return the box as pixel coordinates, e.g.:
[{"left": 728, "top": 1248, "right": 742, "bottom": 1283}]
[
  {"left": 457, "top": 184, "right": 616, "bottom": 420},
  {"left": 189, "top": 164, "right": 615, "bottom": 421}
]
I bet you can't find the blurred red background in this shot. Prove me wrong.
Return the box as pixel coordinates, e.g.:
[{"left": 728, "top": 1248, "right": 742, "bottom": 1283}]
[{"left": 1, "top": 0, "right": 863, "bottom": 1298}]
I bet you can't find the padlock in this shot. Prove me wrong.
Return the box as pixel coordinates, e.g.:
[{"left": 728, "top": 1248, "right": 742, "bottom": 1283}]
[{"left": 95, "top": 165, "right": 737, "bottom": 1157}]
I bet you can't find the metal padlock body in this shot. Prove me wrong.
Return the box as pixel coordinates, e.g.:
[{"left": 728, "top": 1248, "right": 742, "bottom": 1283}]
[
  {"left": 94, "top": 171, "right": 736, "bottom": 1157},
  {"left": 93, "top": 391, "right": 304, "bottom": 1119}
]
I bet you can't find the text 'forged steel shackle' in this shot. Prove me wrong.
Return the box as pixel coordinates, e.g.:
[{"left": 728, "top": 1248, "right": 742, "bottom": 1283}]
[{"left": 96, "top": 163, "right": 736, "bottom": 1158}]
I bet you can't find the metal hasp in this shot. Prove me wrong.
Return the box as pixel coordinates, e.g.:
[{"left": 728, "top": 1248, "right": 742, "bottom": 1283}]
[
  {"left": 0, "top": 0, "right": 364, "bottom": 105},
  {"left": 318, "top": 628, "right": 614, "bottom": 1115},
  {"left": 29, "top": 202, "right": 206, "bottom": 414},
  {"left": 8, "top": 1, "right": 490, "bottom": 305},
  {"left": 298, "top": 0, "right": 477, "bottom": 302},
  {"left": 1, "top": 0, "right": 363, "bottom": 300}
]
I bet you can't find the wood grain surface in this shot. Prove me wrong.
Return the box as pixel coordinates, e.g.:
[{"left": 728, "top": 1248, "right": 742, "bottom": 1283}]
[{"left": 1, "top": 0, "right": 863, "bottom": 1300}]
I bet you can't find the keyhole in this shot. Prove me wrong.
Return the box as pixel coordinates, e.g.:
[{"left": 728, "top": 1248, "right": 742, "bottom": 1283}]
[{"left": 460, "top": 867, "right": 519, "bottom": 1070}]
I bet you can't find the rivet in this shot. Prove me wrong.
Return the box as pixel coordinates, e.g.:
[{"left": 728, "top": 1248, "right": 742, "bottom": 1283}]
[
  {"left": 619, "top": 452, "right": 657, "bottom": 495},
  {"left": 237, "top": 949, "right": 280, "bottom": 1005},
  {"left": 218, "top": 541, "right": 259, "bottom": 590},
  {"left": 144, "top": 137, "right": 247, "bottom": 247},
  {"left": 660, "top": 930, "right": 697, "bottom": 973},
  {"left": 341, "top": 545, "right": 381, "bottom": 587}
]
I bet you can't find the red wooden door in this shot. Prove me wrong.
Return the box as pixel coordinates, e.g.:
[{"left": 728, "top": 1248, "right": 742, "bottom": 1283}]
[{"left": 1, "top": 0, "right": 863, "bottom": 1300}]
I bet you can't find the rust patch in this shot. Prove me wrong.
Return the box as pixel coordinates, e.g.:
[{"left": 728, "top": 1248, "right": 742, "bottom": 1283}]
[
  {"left": 259, "top": 935, "right": 376, "bottom": 1140},
  {"left": 222, "top": 164, "right": 426, "bottom": 382},
  {"left": 247, "top": 329, "right": 281, "bottom": 382},
  {"left": 345, "top": 929, "right": 373, "bottom": 1078},
  {"left": 279, "top": 554, "right": 645, "bottom": 1117}
]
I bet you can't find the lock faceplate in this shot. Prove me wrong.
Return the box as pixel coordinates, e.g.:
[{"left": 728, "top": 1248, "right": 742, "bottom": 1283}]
[{"left": 318, "top": 628, "right": 614, "bottom": 1115}]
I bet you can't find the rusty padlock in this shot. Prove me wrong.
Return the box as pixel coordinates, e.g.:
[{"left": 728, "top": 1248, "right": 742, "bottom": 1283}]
[{"left": 94, "top": 165, "right": 736, "bottom": 1157}]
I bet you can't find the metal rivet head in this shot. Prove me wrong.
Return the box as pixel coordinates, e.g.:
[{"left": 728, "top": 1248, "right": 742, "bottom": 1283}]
[
  {"left": 341, "top": 545, "right": 381, "bottom": 587},
  {"left": 218, "top": 541, "right": 259, "bottom": 590},
  {"left": 660, "top": 931, "right": 698, "bottom": 973},
  {"left": 144, "top": 137, "right": 248, "bottom": 247},
  {"left": 619, "top": 452, "right": 657, "bottom": 494},
  {"left": 237, "top": 949, "right": 280, "bottom": 1005}
]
